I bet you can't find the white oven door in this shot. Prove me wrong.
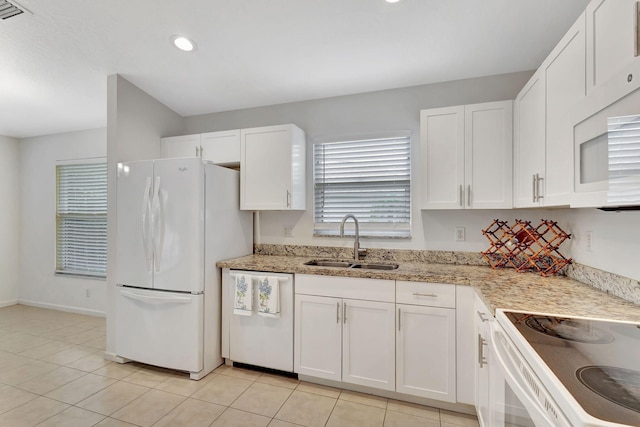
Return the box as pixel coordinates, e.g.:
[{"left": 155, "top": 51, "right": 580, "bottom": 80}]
[{"left": 490, "top": 323, "right": 571, "bottom": 427}]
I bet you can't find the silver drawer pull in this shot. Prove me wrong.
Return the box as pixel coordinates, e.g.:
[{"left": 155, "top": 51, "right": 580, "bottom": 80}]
[
  {"left": 413, "top": 292, "right": 437, "bottom": 298},
  {"left": 477, "top": 310, "right": 489, "bottom": 322}
]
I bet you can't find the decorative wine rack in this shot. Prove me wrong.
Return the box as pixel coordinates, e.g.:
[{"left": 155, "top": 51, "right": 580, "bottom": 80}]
[{"left": 481, "top": 219, "right": 572, "bottom": 276}]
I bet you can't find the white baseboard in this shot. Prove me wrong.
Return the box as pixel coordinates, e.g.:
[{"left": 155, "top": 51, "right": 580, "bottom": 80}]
[
  {"left": 0, "top": 300, "right": 18, "bottom": 308},
  {"left": 18, "top": 299, "right": 106, "bottom": 318}
]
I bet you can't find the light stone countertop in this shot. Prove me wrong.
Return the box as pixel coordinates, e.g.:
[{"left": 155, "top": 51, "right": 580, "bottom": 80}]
[{"left": 218, "top": 254, "right": 640, "bottom": 323}]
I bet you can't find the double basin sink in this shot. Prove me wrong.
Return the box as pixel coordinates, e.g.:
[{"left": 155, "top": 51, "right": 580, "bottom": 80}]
[{"left": 304, "top": 259, "right": 399, "bottom": 271}]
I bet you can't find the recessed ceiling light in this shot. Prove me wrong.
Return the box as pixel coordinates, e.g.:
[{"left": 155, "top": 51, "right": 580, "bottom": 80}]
[
  {"left": 171, "top": 35, "right": 197, "bottom": 52},
  {"left": 385, "top": 0, "right": 403, "bottom": 3}
]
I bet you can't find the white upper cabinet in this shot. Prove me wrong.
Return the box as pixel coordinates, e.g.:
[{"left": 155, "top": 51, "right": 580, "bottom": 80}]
[
  {"left": 420, "top": 100, "right": 513, "bottom": 209},
  {"left": 514, "top": 72, "right": 546, "bottom": 208},
  {"left": 161, "top": 130, "right": 241, "bottom": 166},
  {"left": 241, "top": 124, "right": 306, "bottom": 211},
  {"left": 586, "top": 0, "right": 640, "bottom": 94},
  {"left": 545, "top": 13, "right": 587, "bottom": 206},
  {"left": 161, "top": 134, "right": 202, "bottom": 159},
  {"left": 514, "top": 12, "right": 586, "bottom": 208},
  {"left": 200, "top": 130, "right": 241, "bottom": 165}
]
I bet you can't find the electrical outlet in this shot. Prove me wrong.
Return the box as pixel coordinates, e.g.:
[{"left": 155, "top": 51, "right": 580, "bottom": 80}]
[
  {"left": 455, "top": 227, "right": 465, "bottom": 242},
  {"left": 85, "top": 289, "right": 91, "bottom": 298},
  {"left": 283, "top": 225, "right": 294, "bottom": 237},
  {"left": 585, "top": 231, "right": 593, "bottom": 252}
]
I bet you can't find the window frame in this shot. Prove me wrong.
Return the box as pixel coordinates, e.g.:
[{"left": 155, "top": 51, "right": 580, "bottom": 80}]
[
  {"left": 312, "top": 132, "right": 412, "bottom": 239},
  {"left": 55, "top": 157, "right": 108, "bottom": 279}
]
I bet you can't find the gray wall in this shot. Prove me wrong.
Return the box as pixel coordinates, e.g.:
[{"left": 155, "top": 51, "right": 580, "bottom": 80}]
[{"left": 0, "top": 135, "right": 20, "bottom": 306}]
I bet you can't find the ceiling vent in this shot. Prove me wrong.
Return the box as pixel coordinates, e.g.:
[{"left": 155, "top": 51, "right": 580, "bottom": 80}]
[{"left": 0, "top": 0, "right": 26, "bottom": 20}]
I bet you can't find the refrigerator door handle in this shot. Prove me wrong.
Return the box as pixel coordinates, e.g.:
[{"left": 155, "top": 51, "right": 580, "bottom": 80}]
[
  {"left": 141, "top": 177, "right": 153, "bottom": 271},
  {"left": 151, "top": 176, "right": 165, "bottom": 273},
  {"left": 120, "top": 290, "right": 193, "bottom": 305}
]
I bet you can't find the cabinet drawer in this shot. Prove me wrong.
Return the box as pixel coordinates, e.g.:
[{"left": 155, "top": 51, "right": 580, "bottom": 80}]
[
  {"left": 296, "top": 274, "right": 395, "bottom": 302},
  {"left": 396, "top": 281, "right": 455, "bottom": 308}
]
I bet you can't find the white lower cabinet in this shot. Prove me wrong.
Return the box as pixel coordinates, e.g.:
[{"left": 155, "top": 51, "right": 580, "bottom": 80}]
[
  {"left": 396, "top": 304, "right": 456, "bottom": 402},
  {"left": 343, "top": 299, "right": 395, "bottom": 391},
  {"left": 294, "top": 275, "right": 395, "bottom": 391},
  {"left": 295, "top": 294, "right": 342, "bottom": 381},
  {"left": 294, "top": 276, "right": 465, "bottom": 405},
  {"left": 474, "top": 292, "right": 493, "bottom": 427}
]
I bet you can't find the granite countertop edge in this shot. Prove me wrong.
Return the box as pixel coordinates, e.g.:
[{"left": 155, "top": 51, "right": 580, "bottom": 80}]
[{"left": 217, "top": 254, "right": 640, "bottom": 323}]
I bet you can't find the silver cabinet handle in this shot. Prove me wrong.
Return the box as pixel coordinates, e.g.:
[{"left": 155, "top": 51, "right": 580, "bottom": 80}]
[
  {"left": 286, "top": 190, "right": 291, "bottom": 208},
  {"left": 398, "top": 307, "right": 401, "bottom": 331},
  {"left": 413, "top": 292, "right": 437, "bottom": 298},
  {"left": 536, "top": 174, "right": 544, "bottom": 199},
  {"left": 532, "top": 174, "right": 537, "bottom": 203},
  {"left": 343, "top": 302, "right": 347, "bottom": 324},
  {"left": 459, "top": 185, "right": 463, "bottom": 207},
  {"left": 195, "top": 146, "right": 199, "bottom": 157},
  {"left": 336, "top": 302, "right": 340, "bottom": 324},
  {"left": 467, "top": 185, "right": 471, "bottom": 207},
  {"left": 477, "top": 310, "right": 489, "bottom": 322},
  {"left": 478, "top": 334, "right": 488, "bottom": 368}
]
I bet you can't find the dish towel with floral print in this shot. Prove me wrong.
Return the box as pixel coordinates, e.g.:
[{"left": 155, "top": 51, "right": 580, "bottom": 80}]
[
  {"left": 257, "top": 276, "right": 280, "bottom": 317},
  {"left": 233, "top": 274, "right": 253, "bottom": 316}
]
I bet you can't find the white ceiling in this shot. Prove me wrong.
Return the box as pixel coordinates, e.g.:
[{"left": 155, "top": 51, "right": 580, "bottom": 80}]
[{"left": 1, "top": 0, "right": 590, "bottom": 139}]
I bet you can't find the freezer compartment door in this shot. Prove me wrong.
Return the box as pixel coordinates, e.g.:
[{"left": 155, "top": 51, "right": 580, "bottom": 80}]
[
  {"left": 116, "top": 160, "right": 154, "bottom": 288},
  {"left": 152, "top": 158, "right": 204, "bottom": 293},
  {"left": 116, "top": 287, "right": 203, "bottom": 373}
]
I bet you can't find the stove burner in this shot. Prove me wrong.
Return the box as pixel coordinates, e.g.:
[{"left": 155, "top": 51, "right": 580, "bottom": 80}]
[
  {"left": 524, "top": 315, "right": 614, "bottom": 344},
  {"left": 577, "top": 366, "right": 640, "bottom": 413}
]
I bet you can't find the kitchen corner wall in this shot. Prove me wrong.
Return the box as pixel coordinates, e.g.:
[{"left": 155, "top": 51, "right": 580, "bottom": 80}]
[
  {"left": 105, "top": 74, "right": 185, "bottom": 358},
  {"left": 0, "top": 136, "right": 20, "bottom": 307},
  {"left": 19, "top": 128, "right": 106, "bottom": 315}
]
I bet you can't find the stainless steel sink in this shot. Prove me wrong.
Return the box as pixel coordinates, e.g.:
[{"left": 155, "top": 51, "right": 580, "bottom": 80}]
[
  {"left": 304, "top": 259, "right": 399, "bottom": 270},
  {"left": 350, "top": 263, "right": 399, "bottom": 270},
  {"left": 304, "top": 260, "right": 354, "bottom": 268}
]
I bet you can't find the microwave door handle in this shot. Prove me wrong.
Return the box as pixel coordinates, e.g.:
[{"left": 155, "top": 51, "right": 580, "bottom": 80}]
[{"left": 491, "top": 333, "right": 558, "bottom": 426}]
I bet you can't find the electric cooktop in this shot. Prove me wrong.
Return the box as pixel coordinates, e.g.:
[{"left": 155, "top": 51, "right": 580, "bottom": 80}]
[{"left": 504, "top": 311, "right": 640, "bottom": 426}]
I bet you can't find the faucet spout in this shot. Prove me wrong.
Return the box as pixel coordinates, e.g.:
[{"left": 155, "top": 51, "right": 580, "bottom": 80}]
[{"left": 340, "top": 214, "right": 361, "bottom": 261}]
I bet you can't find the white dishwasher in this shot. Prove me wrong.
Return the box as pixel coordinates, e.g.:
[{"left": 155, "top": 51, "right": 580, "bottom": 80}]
[{"left": 221, "top": 269, "right": 294, "bottom": 372}]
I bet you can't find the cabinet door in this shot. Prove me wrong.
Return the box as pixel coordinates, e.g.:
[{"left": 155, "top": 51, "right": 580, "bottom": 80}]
[
  {"left": 514, "top": 71, "right": 546, "bottom": 208},
  {"left": 342, "top": 299, "right": 395, "bottom": 391},
  {"left": 396, "top": 304, "right": 456, "bottom": 402},
  {"left": 586, "top": 0, "right": 639, "bottom": 93},
  {"left": 420, "top": 106, "right": 465, "bottom": 209},
  {"left": 474, "top": 295, "right": 492, "bottom": 427},
  {"left": 545, "top": 13, "right": 586, "bottom": 207},
  {"left": 160, "top": 134, "right": 201, "bottom": 158},
  {"left": 241, "top": 126, "right": 293, "bottom": 210},
  {"left": 294, "top": 294, "right": 342, "bottom": 381},
  {"left": 201, "top": 130, "right": 240, "bottom": 165},
  {"left": 464, "top": 101, "right": 513, "bottom": 209}
]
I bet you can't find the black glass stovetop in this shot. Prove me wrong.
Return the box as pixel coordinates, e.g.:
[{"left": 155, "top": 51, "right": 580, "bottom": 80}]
[{"left": 504, "top": 311, "right": 640, "bottom": 426}]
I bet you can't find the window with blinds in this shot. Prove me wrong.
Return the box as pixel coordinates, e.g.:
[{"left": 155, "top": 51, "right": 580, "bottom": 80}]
[
  {"left": 313, "top": 134, "right": 411, "bottom": 237},
  {"left": 56, "top": 161, "right": 107, "bottom": 277}
]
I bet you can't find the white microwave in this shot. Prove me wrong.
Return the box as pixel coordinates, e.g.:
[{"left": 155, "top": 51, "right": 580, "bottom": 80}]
[{"left": 573, "top": 86, "right": 640, "bottom": 209}]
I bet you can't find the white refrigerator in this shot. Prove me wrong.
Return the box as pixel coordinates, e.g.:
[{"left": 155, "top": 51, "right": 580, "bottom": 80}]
[{"left": 115, "top": 158, "right": 252, "bottom": 380}]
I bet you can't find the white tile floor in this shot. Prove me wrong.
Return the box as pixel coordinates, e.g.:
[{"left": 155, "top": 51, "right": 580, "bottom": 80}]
[{"left": 0, "top": 304, "right": 480, "bottom": 426}]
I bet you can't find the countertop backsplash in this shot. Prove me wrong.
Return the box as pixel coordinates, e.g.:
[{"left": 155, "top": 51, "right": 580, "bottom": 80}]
[{"left": 253, "top": 244, "right": 640, "bottom": 306}]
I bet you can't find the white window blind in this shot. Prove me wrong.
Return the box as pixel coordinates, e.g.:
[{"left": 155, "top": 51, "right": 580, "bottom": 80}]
[
  {"left": 608, "top": 115, "right": 640, "bottom": 205},
  {"left": 313, "top": 135, "right": 411, "bottom": 237},
  {"left": 56, "top": 161, "right": 107, "bottom": 277}
]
